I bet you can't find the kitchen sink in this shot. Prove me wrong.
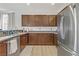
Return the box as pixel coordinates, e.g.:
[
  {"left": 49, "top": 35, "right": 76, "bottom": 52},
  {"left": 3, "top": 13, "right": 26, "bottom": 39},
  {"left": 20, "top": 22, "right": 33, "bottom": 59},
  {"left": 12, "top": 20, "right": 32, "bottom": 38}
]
[{"left": 0, "top": 30, "right": 20, "bottom": 37}]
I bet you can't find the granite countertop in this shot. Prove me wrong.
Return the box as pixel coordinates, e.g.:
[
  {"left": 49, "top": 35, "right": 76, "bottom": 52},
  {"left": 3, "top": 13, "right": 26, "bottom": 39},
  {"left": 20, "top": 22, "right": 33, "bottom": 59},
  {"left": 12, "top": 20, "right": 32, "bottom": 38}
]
[
  {"left": 0, "top": 32, "right": 26, "bottom": 42},
  {"left": 0, "top": 31, "right": 58, "bottom": 42}
]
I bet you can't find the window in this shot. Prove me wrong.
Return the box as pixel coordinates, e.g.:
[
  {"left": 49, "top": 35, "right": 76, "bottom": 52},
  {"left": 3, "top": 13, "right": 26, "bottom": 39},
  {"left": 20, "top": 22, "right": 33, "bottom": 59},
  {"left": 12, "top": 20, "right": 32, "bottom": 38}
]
[
  {"left": 0, "top": 14, "right": 2, "bottom": 29},
  {"left": 0, "top": 12, "right": 15, "bottom": 30},
  {"left": 2, "top": 14, "right": 9, "bottom": 30}
]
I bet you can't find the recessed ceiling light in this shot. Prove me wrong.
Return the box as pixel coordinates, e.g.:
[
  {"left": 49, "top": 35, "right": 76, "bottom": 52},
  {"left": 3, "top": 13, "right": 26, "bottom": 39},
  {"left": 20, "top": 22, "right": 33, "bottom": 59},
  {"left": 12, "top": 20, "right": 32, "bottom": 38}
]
[
  {"left": 51, "top": 3, "right": 55, "bottom": 5},
  {"left": 26, "top": 3, "right": 30, "bottom": 6}
]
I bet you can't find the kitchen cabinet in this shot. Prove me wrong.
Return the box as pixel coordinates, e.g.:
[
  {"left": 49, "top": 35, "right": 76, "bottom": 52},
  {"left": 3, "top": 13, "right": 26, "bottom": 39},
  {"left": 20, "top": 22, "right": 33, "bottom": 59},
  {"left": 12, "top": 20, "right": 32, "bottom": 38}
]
[
  {"left": 20, "top": 34, "right": 29, "bottom": 49},
  {"left": 38, "top": 33, "right": 53, "bottom": 45},
  {"left": 29, "top": 15, "right": 36, "bottom": 26},
  {"left": 22, "top": 15, "right": 29, "bottom": 26},
  {"left": 42, "top": 15, "right": 49, "bottom": 26},
  {"left": 0, "top": 41, "right": 7, "bottom": 56},
  {"left": 35, "top": 15, "right": 49, "bottom": 26},
  {"left": 50, "top": 34, "right": 58, "bottom": 45},
  {"left": 22, "top": 15, "right": 49, "bottom": 26},
  {"left": 29, "top": 33, "right": 39, "bottom": 45},
  {"left": 29, "top": 33, "right": 58, "bottom": 45},
  {"left": 49, "top": 15, "right": 57, "bottom": 26},
  {"left": 34, "top": 15, "right": 43, "bottom": 26}
]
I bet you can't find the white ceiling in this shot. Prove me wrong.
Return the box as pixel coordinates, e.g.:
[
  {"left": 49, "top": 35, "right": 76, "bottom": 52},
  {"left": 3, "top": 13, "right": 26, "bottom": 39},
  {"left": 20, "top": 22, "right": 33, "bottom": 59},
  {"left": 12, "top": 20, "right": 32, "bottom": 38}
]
[
  {"left": 0, "top": 3, "right": 69, "bottom": 15},
  {"left": 0, "top": 3, "right": 70, "bottom": 28}
]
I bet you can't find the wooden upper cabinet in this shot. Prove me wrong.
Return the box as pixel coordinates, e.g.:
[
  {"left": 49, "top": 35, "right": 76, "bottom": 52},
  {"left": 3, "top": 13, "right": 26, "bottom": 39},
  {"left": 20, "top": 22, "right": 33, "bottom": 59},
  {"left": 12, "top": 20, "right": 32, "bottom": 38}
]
[
  {"left": 35, "top": 15, "right": 43, "bottom": 26},
  {"left": 41, "top": 15, "right": 49, "bottom": 26},
  {"left": 29, "top": 15, "right": 49, "bottom": 26},
  {"left": 49, "top": 15, "right": 57, "bottom": 26},
  {"left": 22, "top": 15, "right": 29, "bottom": 26},
  {"left": 22, "top": 15, "right": 57, "bottom": 26},
  {"left": 29, "top": 15, "right": 36, "bottom": 26},
  {"left": 34, "top": 15, "right": 49, "bottom": 26}
]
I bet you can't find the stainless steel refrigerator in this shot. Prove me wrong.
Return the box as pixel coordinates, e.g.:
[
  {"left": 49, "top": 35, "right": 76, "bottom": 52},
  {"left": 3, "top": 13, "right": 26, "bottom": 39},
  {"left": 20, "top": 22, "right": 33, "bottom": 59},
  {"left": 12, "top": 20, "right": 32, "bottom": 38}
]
[{"left": 57, "top": 4, "right": 79, "bottom": 56}]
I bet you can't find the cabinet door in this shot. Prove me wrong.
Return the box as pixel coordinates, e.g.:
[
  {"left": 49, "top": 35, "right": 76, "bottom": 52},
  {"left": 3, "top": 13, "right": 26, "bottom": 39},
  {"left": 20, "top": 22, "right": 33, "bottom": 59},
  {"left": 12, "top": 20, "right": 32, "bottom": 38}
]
[
  {"left": 53, "top": 34, "right": 58, "bottom": 45},
  {"left": 29, "top": 33, "right": 54, "bottom": 45},
  {"left": 29, "top": 33, "right": 39, "bottom": 45},
  {"left": 42, "top": 15, "right": 49, "bottom": 26},
  {"left": 35, "top": 15, "right": 49, "bottom": 26},
  {"left": 35, "top": 15, "right": 43, "bottom": 26},
  {"left": 29, "top": 15, "right": 36, "bottom": 26},
  {"left": 22, "top": 15, "right": 29, "bottom": 26},
  {"left": 50, "top": 34, "right": 58, "bottom": 45},
  {"left": 0, "top": 41, "right": 7, "bottom": 56},
  {"left": 49, "top": 16, "right": 57, "bottom": 26},
  {"left": 20, "top": 34, "right": 28, "bottom": 49},
  {"left": 39, "top": 33, "right": 53, "bottom": 45}
]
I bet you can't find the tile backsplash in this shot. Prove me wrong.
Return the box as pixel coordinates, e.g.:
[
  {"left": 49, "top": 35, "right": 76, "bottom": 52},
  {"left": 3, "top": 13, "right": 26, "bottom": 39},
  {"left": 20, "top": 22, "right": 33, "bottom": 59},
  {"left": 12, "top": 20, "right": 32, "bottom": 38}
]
[{"left": 22, "top": 27, "right": 57, "bottom": 32}]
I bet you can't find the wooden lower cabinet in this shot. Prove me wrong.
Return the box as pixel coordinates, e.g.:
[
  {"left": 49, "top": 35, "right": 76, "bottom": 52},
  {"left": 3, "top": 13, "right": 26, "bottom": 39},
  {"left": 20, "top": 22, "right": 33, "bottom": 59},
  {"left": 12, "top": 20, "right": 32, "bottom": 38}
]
[
  {"left": 29, "top": 33, "right": 38, "bottom": 45},
  {"left": 20, "top": 34, "right": 29, "bottom": 49},
  {"left": 50, "top": 34, "right": 58, "bottom": 45},
  {"left": 0, "top": 41, "right": 7, "bottom": 56},
  {"left": 29, "top": 33, "right": 58, "bottom": 45},
  {"left": 53, "top": 34, "right": 58, "bottom": 45}
]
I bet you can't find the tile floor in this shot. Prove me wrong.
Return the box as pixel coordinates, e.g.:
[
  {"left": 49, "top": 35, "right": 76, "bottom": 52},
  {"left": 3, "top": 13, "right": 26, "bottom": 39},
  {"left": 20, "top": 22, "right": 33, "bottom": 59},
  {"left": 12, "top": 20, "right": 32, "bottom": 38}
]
[{"left": 19, "top": 45, "right": 57, "bottom": 56}]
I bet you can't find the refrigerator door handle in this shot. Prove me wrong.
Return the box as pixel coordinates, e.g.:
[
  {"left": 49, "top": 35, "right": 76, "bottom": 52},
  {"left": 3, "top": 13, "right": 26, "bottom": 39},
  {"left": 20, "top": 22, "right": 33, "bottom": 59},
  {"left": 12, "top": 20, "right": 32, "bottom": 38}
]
[
  {"left": 59, "top": 15, "right": 65, "bottom": 39},
  {"left": 69, "top": 6, "right": 74, "bottom": 16},
  {"left": 73, "top": 4, "right": 77, "bottom": 52}
]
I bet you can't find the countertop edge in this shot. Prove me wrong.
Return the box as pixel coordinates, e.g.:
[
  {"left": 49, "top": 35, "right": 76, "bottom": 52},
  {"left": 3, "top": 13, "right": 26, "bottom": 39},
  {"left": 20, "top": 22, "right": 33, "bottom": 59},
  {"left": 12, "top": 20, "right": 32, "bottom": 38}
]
[{"left": 0, "top": 31, "right": 58, "bottom": 42}]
